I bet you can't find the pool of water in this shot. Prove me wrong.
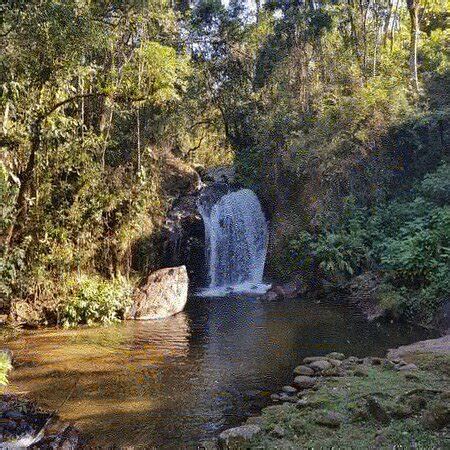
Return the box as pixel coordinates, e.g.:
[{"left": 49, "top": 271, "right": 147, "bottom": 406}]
[{"left": 3, "top": 295, "right": 436, "bottom": 447}]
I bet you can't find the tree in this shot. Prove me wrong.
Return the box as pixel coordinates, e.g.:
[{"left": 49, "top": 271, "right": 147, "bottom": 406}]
[{"left": 407, "top": 0, "right": 420, "bottom": 90}]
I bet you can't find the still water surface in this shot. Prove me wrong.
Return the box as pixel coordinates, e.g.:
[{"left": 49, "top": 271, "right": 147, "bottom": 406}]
[{"left": 5, "top": 295, "right": 436, "bottom": 447}]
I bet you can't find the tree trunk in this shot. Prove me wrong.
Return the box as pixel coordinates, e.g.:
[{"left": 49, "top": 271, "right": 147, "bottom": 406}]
[
  {"left": 407, "top": 0, "right": 420, "bottom": 91},
  {"left": 4, "top": 119, "right": 41, "bottom": 249}
]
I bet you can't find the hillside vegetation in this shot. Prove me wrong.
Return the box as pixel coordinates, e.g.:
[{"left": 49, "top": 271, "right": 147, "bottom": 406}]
[{"left": 1, "top": 0, "right": 448, "bottom": 327}]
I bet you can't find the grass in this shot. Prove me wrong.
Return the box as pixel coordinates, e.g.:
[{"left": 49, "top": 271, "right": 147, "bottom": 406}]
[{"left": 247, "top": 354, "right": 449, "bottom": 448}]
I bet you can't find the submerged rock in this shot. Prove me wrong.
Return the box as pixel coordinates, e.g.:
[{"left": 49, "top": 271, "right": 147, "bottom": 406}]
[
  {"left": 126, "top": 266, "right": 188, "bottom": 320},
  {"left": 218, "top": 425, "right": 261, "bottom": 449}
]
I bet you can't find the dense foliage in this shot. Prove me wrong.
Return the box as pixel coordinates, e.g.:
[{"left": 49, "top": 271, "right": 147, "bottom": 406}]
[{"left": 1, "top": 0, "right": 448, "bottom": 326}]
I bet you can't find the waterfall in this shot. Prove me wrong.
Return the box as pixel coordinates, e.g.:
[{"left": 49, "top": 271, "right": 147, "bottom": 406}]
[{"left": 198, "top": 188, "right": 270, "bottom": 296}]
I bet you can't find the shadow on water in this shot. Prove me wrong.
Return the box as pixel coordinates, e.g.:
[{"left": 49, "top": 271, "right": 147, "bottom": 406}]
[{"left": 3, "top": 295, "right": 437, "bottom": 447}]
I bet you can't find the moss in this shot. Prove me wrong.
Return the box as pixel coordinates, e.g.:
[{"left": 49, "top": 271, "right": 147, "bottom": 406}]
[{"left": 248, "top": 354, "right": 448, "bottom": 448}]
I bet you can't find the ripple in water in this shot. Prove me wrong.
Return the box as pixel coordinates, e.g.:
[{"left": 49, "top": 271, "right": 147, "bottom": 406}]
[{"left": 4, "top": 295, "right": 437, "bottom": 448}]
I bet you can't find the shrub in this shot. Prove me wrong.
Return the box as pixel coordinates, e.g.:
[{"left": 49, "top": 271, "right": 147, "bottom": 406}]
[
  {"left": 0, "top": 352, "right": 12, "bottom": 386},
  {"left": 59, "top": 275, "right": 133, "bottom": 327}
]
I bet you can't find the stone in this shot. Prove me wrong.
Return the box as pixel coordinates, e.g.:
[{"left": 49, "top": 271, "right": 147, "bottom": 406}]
[
  {"left": 371, "top": 357, "right": 383, "bottom": 365},
  {"left": 270, "top": 394, "right": 280, "bottom": 402},
  {"left": 271, "top": 425, "right": 286, "bottom": 438},
  {"left": 126, "top": 266, "right": 188, "bottom": 320},
  {"left": 303, "top": 356, "right": 328, "bottom": 364},
  {"left": 315, "top": 411, "right": 344, "bottom": 428},
  {"left": 282, "top": 385, "right": 298, "bottom": 395},
  {"left": 293, "top": 376, "right": 316, "bottom": 390},
  {"left": 218, "top": 425, "right": 261, "bottom": 449},
  {"left": 422, "top": 401, "right": 450, "bottom": 430},
  {"left": 293, "top": 365, "right": 314, "bottom": 376},
  {"left": 260, "top": 290, "right": 279, "bottom": 302},
  {"left": 309, "top": 360, "right": 331, "bottom": 372},
  {"left": 366, "top": 397, "right": 390, "bottom": 424},
  {"left": 279, "top": 393, "right": 297, "bottom": 403},
  {"left": 326, "top": 352, "right": 345, "bottom": 361},
  {"left": 246, "top": 416, "right": 264, "bottom": 426},
  {"left": 353, "top": 367, "right": 369, "bottom": 377},
  {"left": 328, "top": 359, "right": 342, "bottom": 367},
  {"left": 398, "top": 363, "right": 418, "bottom": 372},
  {"left": 296, "top": 399, "right": 309, "bottom": 408},
  {"left": 4, "top": 411, "right": 24, "bottom": 420}
]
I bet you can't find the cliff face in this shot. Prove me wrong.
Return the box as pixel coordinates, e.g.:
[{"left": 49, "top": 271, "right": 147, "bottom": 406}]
[{"left": 256, "top": 109, "right": 449, "bottom": 285}]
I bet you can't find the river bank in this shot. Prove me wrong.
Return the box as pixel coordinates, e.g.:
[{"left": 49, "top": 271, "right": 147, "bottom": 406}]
[
  {"left": 1, "top": 295, "right": 440, "bottom": 447},
  {"left": 218, "top": 335, "right": 450, "bottom": 449}
]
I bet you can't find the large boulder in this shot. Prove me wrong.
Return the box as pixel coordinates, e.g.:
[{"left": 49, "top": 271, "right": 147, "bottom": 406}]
[
  {"left": 218, "top": 425, "right": 261, "bottom": 449},
  {"left": 126, "top": 266, "right": 188, "bottom": 320}
]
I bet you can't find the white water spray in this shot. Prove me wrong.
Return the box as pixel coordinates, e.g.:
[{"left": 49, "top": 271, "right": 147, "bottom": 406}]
[{"left": 198, "top": 188, "right": 270, "bottom": 296}]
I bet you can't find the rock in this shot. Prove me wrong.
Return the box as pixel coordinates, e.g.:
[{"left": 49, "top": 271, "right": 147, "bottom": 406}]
[
  {"left": 282, "top": 386, "right": 297, "bottom": 395},
  {"left": 309, "top": 360, "right": 331, "bottom": 372},
  {"left": 293, "top": 365, "right": 314, "bottom": 376},
  {"left": 245, "top": 416, "right": 264, "bottom": 426},
  {"left": 405, "top": 372, "right": 420, "bottom": 381},
  {"left": 10, "top": 301, "right": 41, "bottom": 325},
  {"left": 375, "top": 433, "right": 388, "bottom": 447},
  {"left": 383, "top": 360, "right": 395, "bottom": 370},
  {"left": 348, "top": 271, "right": 386, "bottom": 321},
  {"left": 198, "top": 440, "right": 219, "bottom": 450},
  {"left": 260, "top": 290, "right": 279, "bottom": 302},
  {"left": 204, "top": 166, "right": 235, "bottom": 185},
  {"left": 296, "top": 399, "right": 309, "bottom": 408},
  {"left": 388, "top": 335, "right": 450, "bottom": 359},
  {"left": 422, "top": 401, "right": 450, "bottom": 430},
  {"left": 270, "top": 394, "right": 280, "bottom": 402},
  {"left": 218, "top": 425, "right": 261, "bottom": 449},
  {"left": 279, "top": 393, "right": 297, "bottom": 403},
  {"left": 370, "top": 357, "right": 383, "bottom": 365},
  {"left": 315, "top": 411, "right": 344, "bottom": 428},
  {"left": 366, "top": 397, "right": 390, "bottom": 424},
  {"left": 293, "top": 376, "right": 316, "bottom": 390},
  {"left": 326, "top": 352, "right": 345, "bottom": 361},
  {"left": 353, "top": 367, "right": 369, "bottom": 377},
  {"left": 328, "top": 359, "right": 342, "bottom": 367},
  {"left": 260, "top": 281, "right": 303, "bottom": 302},
  {"left": 271, "top": 425, "right": 286, "bottom": 438},
  {"left": 126, "top": 266, "right": 188, "bottom": 320},
  {"left": 4, "top": 411, "right": 24, "bottom": 420},
  {"left": 398, "top": 363, "right": 418, "bottom": 372},
  {"left": 303, "top": 356, "right": 329, "bottom": 364}
]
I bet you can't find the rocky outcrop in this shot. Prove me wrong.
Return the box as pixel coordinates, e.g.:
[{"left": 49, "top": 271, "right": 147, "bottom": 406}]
[
  {"left": 0, "top": 395, "right": 81, "bottom": 448},
  {"left": 348, "top": 271, "right": 385, "bottom": 321},
  {"left": 387, "top": 335, "right": 450, "bottom": 359},
  {"left": 218, "top": 424, "right": 261, "bottom": 449},
  {"left": 126, "top": 266, "right": 188, "bottom": 320}
]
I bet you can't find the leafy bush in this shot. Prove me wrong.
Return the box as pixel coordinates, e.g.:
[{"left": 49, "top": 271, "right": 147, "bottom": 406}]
[
  {"left": 291, "top": 163, "right": 449, "bottom": 325},
  {"left": 60, "top": 275, "right": 132, "bottom": 327},
  {"left": 0, "top": 352, "right": 12, "bottom": 386}
]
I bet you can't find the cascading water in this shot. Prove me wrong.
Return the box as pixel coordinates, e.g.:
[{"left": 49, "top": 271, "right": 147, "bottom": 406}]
[{"left": 198, "top": 188, "right": 270, "bottom": 296}]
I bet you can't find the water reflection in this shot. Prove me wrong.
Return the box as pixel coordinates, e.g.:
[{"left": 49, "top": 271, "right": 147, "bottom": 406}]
[{"left": 3, "top": 296, "right": 436, "bottom": 447}]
